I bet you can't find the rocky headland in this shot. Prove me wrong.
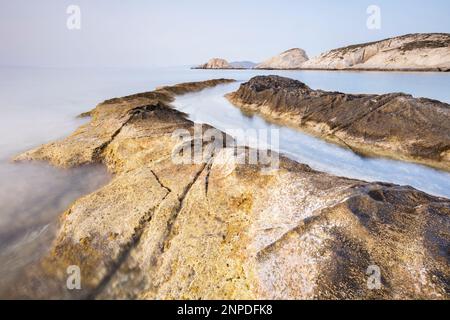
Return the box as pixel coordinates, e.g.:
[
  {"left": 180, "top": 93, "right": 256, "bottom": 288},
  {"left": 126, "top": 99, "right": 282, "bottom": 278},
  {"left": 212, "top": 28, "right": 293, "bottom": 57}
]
[
  {"left": 226, "top": 75, "right": 450, "bottom": 171},
  {"left": 9, "top": 79, "right": 450, "bottom": 300},
  {"left": 302, "top": 33, "right": 450, "bottom": 71}
]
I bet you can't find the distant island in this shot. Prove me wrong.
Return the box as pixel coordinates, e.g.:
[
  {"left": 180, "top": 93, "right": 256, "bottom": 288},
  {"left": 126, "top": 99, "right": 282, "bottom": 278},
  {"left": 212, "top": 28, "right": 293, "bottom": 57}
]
[
  {"left": 194, "top": 33, "right": 450, "bottom": 72},
  {"left": 193, "top": 58, "right": 257, "bottom": 69},
  {"left": 255, "top": 48, "right": 308, "bottom": 69}
]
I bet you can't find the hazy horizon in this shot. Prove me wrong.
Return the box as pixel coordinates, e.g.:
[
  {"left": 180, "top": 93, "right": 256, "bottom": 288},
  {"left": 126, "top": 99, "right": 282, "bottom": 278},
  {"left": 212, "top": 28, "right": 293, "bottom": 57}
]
[{"left": 1, "top": 0, "right": 449, "bottom": 68}]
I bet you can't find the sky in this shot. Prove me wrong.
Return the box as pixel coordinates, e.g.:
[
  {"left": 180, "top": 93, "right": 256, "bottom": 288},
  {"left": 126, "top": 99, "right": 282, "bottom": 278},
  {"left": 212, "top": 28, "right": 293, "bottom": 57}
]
[{"left": 1, "top": 0, "right": 449, "bottom": 68}]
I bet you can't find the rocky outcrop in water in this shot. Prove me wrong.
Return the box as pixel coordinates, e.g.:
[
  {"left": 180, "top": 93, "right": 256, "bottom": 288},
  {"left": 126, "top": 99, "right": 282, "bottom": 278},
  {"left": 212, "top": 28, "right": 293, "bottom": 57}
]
[
  {"left": 11, "top": 79, "right": 450, "bottom": 300},
  {"left": 195, "top": 58, "right": 233, "bottom": 69},
  {"left": 255, "top": 48, "right": 309, "bottom": 69},
  {"left": 226, "top": 75, "right": 450, "bottom": 171},
  {"left": 302, "top": 33, "right": 450, "bottom": 71},
  {"left": 194, "top": 58, "right": 257, "bottom": 69}
]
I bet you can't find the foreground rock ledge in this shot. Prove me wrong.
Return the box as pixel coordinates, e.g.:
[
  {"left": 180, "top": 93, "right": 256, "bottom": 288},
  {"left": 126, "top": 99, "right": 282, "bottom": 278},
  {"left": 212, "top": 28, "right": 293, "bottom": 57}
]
[
  {"left": 12, "top": 79, "right": 449, "bottom": 299},
  {"left": 226, "top": 75, "right": 450, "bottom": 172}
]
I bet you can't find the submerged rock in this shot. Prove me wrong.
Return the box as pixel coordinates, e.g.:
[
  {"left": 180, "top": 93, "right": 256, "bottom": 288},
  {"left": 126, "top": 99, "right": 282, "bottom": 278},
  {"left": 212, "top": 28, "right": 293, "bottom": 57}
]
[
  {"left": 302, "top": 33, "right": 450, "bottom": 71},
  {"left": 226, "top": 75, "right": 450, "bottom": 172},
  {"left": 11, "top": 78, "right": 450, "bottom": 300},
  {"left": 255, "top": 48, "right": 309, "bottom": 69}
]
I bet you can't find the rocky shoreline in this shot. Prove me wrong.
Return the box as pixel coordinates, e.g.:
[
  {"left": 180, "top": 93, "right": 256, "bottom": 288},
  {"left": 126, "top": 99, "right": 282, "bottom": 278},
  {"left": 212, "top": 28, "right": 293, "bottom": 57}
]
[
  {"left": 253, "top": 67, "right": 450, "bottom": 72},
  {"left": 9, "top": 79, "right": 450, "bottom": 299},
  {"left": 226, "top": 76, "right": 450, "bottom": 172},
  {"left": 195, "top": 33, "right": 450, "bottom": 72}
]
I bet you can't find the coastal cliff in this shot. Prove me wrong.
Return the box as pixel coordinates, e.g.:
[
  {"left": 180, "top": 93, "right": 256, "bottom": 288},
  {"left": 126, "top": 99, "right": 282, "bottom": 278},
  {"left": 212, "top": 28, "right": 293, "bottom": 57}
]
[
  {"left": 10, "top": 79, "right": 450, "bottom": 300},
  {"left": 302, "top": 33, "right": 450, "bottom": 71},
  {"left": 226, "top": 76, "right": 450, "bottom": 171}
]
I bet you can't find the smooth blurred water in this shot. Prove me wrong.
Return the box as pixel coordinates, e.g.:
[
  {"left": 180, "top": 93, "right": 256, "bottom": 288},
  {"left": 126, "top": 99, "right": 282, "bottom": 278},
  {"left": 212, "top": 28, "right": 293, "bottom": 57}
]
[
  {"left": 0, "top": 66, "right": 449, "bottom": 296},
  {"left": 172, "top": 83, "right": 450, "bottom": 198},
  {"left": 2, "top": 67, "right": 449, "bottom": 160}
]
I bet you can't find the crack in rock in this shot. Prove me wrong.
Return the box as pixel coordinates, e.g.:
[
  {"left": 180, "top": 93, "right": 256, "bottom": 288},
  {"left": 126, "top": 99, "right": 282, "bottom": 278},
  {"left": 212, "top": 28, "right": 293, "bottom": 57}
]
[{"left": 86, "top": 176, "right": 171, "bottom": 299}]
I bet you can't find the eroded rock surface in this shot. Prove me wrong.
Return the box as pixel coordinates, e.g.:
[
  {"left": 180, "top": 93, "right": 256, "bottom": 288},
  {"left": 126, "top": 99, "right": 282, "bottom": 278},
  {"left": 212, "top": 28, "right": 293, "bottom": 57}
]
[
  {"left": 10, "top": 79, "right": 449, "bottom": 300},
  {"left": 302, "top": 33, "right": 450, "bottom": 71},
  {"left": 226, "top": 75, "right": 450, "bottom": 171}
]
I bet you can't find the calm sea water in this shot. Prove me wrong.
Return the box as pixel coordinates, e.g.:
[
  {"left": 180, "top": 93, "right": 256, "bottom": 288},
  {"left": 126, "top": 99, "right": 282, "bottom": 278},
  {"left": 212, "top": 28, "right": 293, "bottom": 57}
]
[{"left": 0, "top": 66, "right": 449, "bottom": 296}]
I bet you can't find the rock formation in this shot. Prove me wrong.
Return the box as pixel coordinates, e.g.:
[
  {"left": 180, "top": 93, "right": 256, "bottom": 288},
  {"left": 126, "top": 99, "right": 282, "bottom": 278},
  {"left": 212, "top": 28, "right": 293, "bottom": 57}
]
[
  {"left": 302, "top": 33, "right": 450, "bottom": 71},
  {"left": 194, "top": 34, "right": 450, "bottom": 71},
  {"left": 195, "top": 58, "right": 257, "bottom": 69},
  {"left": 226, "top": 75, "right": 450, "bottom": 171},
  {"left": 195, "top": 58, "right": 232, "bottom": 69},
  {"left": 9, "top": 79, "right": 450, "bottom": 300},
  {"left": 255, "top": 48, "right": 309, "bottom": 69}
]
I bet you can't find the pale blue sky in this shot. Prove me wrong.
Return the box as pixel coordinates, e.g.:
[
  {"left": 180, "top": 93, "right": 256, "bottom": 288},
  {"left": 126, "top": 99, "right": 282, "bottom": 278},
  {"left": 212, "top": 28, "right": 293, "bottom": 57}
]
[{"left": 1, "top": 0, "right": 449, "bottom": 67}]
